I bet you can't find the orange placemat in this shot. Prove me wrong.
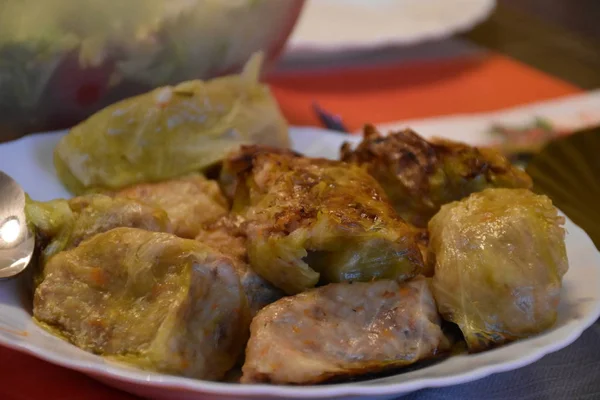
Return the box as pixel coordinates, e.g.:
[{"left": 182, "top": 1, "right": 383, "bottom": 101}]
[
  {"left": 267, "top": 53, "right": 581, "bottom": 131},
  {"left": 0, "top": 51, "right": 582, "bottom": 400}
]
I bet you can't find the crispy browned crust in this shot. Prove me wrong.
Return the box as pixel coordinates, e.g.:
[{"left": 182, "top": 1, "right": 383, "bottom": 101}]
[
  {"left": 228, "top": 147, "right": 413, "bottom": 238},
  {"left": 223, "top": 145, "right": 425, "bottom": 294},
  {"left": 224, "top": 145, "right": 303, "bottom": 176},
  {"left": 220, "top": 145, "right": 304, "bottom": 201},
  {"left": 341, "top": 125, "right": 438, "bottom": 197},
  {"left": 341, "top": 125, "right": 533, "bottom": 227}
]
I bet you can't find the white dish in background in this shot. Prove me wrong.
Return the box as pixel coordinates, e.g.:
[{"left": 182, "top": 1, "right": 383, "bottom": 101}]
[
  {"left": 287, "top": 0, "right": 496, "bottom": 52},
  {"left": 372, "top": 90, "right": 600, "bottom": 146},
  {"left": 0, "top": 127, "right": 599, "bottom": 400}
]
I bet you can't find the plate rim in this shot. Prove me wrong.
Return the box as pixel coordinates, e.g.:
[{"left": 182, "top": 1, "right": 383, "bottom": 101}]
[
  {"left": 0, "top": 127, "right": 599, "bottom": 398},
  {"left": 287, "top": 0, "right": 497, "bottom": 51}
]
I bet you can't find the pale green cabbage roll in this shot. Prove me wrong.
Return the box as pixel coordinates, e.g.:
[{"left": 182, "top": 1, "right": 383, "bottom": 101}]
[
  {"left": 54, "top": 53, "right": 289, "bottom": 194},
  {"left": 429, "top": 188, "right": 569, "bottom": 352}
]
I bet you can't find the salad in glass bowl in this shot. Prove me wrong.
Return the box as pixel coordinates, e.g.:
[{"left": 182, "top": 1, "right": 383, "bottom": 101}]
[{"left": 0, "top": 0, "right": 304, "bottom": 140}]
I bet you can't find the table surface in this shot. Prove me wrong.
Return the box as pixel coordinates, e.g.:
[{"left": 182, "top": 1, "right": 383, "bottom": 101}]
[
  {"left": 2, "top": 2, "right": 600, "bottom": 400},
  {"left": 463, "top": 0, "right": 600, "bottom": 89}
]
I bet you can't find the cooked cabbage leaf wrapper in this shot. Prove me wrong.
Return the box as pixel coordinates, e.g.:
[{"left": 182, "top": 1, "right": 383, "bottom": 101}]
[
  {"left": 223, "top": 145, "right": 424, "bottom": 295},
  {"left": 429, "top": 188, "right": 569, "bottom": 352},
  {"left": 54, "top": 53, "right": 290, "bottom": 194},
  {"left": 341, "top": 125, "right": 533, "bottom": 228},
  {"left": 34, "top": 227, "right": 250, "bottom": 380},
  {"left": 25, "top": 194, "right": 171, "bottom": 268},
  {"left": 241, "top": 277, "right": 449, "bottom": 384},
  {"left": 114, "top": 174, "right": 229, "bottom": 238},
  {"left": 195, "top": 214, "right": 284, "bottom": 317}
]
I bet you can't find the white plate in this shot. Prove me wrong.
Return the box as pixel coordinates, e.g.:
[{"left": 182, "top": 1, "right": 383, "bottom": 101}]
[
  {"left": 0, "top": 127, "right": 600, "bottom": 400},
  {"left": 287, "top": 0, "right": 496, "bottom": 51}
]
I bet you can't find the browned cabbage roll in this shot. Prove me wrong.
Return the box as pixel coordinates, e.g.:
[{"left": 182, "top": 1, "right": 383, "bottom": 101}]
[
  {"left": 341, "top": 125, "right": 533, "bottom": 228},
  {"left": 34, "top": 228, "right": 250, "bottom": 380},
  {"left": 222, "top": 146, "right": 424, "bottom": 295},
  {"left": 429, "top": 188, "right": 569, "bottom": 352},
  {"left": 241, "top": 277, "right": 449, "bottom": 384}
]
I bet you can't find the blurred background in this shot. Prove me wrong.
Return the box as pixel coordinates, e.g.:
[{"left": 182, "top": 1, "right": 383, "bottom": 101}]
[{"left": 1, "top": 0, "right": 599, "bottom": 147}]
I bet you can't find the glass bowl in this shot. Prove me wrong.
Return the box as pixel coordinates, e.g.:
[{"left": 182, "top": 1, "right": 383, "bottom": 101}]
[{"left": 0, "top": 0, "right": 305, "bottom": 140}]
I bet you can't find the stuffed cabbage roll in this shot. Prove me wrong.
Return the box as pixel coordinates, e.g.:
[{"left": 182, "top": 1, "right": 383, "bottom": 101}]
[
  {"left": 26, "top": 194, "right": 171, "bottom": 266},
  {"left": 429, "top": 188, "right": 569, "bottom": 352},
  {"left": 195, "top": 214, "right": 248, "bottom": 261},
  {"left": 114, "top": 174, "right": 229, "bottom": 238},
  {"left": 195, "top": 215, "right": 284, "bottom": 316},
  {"left": 54, "top": 53, "right": 290, "bottom": 194},
  {"left": 241, "top": 277, "right": 449, "bottom": 384},
  {"left": 223, "top": 146, "right": 424, "bottom": 295},
  {"left": 34, "top": 228, "right": 250, "bottom": 380},
  {"left": 341, "top": 125, "right": 532, "bottom": 227}
]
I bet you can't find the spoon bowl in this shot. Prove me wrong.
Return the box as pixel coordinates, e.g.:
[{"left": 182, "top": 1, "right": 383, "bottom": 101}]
[{"left": 0, "top": 171, "right": 34, "bottom": 279}]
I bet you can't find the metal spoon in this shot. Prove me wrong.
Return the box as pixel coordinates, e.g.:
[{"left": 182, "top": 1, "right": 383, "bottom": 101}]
[{"left": 0, "top": 171, "right": 34, "bottom": 279}]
